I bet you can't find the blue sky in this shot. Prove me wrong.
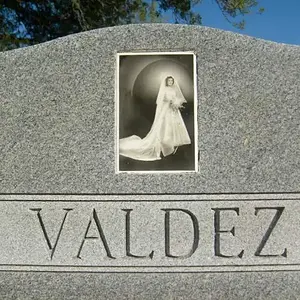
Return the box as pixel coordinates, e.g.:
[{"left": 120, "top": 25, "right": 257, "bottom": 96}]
[{"left": 193, "top": 0, "right": 300, "bottom": 45}]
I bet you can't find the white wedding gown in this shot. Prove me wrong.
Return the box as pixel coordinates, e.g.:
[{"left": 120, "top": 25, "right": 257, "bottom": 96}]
[{"left": 119, "top": 79, "right": 191, "bottom": 161}]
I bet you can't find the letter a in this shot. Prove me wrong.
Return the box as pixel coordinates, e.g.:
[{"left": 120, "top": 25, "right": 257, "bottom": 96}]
[{"left": 77, "top": 209, "right": 115, "bottom": 259}]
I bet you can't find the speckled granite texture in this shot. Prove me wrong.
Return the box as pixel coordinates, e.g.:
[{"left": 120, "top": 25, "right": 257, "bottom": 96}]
[
  {"left": 1, "top": 24, "right": 300, "bottom": 193},
  {"left": 1, "top": 24, "right": 300, "bottom": 299}
]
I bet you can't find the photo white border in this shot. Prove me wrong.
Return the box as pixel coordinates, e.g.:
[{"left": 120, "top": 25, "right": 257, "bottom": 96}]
[{"left": 115, "top": 51, "right": 198, "bottom": 174}]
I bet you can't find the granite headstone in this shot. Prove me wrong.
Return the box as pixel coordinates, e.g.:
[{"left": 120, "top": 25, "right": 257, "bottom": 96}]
[{"left": 1, "top": 24, "right": 300, "bottom": 299}]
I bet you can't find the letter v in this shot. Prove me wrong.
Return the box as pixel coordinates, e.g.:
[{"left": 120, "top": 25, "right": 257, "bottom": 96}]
[{"left": 30, "top": 208, "right": 73, "bottom": 260}]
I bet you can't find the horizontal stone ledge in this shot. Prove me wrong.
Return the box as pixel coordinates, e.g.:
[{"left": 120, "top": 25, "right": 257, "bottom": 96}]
[{"left": 0, "top": 193, "right": 298, "bottom": 273}]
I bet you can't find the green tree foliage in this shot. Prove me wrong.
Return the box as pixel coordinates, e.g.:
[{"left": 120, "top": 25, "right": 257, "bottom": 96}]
[{"left": 0, "top": 0, "right": 263, "bottom": 51}]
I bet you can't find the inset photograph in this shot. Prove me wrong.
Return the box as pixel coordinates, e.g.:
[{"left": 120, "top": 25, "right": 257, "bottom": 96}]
[{"left": 116, "top": 52, "right": 197, "bottom": 173}]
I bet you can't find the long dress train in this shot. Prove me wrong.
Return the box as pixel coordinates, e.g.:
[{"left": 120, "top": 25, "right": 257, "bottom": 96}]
[{"left": 119, "top": 78, "right": 191, "bottom": 161}]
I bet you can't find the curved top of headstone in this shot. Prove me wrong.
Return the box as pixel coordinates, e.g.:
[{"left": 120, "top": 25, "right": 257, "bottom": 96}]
[
  {"left": 1, "top": 24, "right": 300, "bottom": 193},
  {"left": 1, "top": 23, "right": 299, "bottom": 57}
]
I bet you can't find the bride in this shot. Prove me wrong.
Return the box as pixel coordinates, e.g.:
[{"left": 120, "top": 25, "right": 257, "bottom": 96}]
[{"left": 119, "top": 76, "right": 191, "bottom": 161}]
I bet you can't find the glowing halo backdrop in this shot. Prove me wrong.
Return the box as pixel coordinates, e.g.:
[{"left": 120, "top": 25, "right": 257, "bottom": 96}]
[
  {"left": 133, "top": 59, "right": 194, "bottom": 107},
  {"left": 117, "top": 52, "right": 197, "bottom": 173}
]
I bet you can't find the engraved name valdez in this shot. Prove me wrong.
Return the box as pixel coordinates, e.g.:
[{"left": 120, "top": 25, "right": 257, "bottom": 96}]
[{"left": 29, "top": 204, "right": 288, "bottom": 262}]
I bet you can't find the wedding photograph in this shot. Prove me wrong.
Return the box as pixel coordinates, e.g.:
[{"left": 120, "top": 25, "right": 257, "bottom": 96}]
[{"left": 116, "top": 52, "right": 198, "bottom": 173}]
